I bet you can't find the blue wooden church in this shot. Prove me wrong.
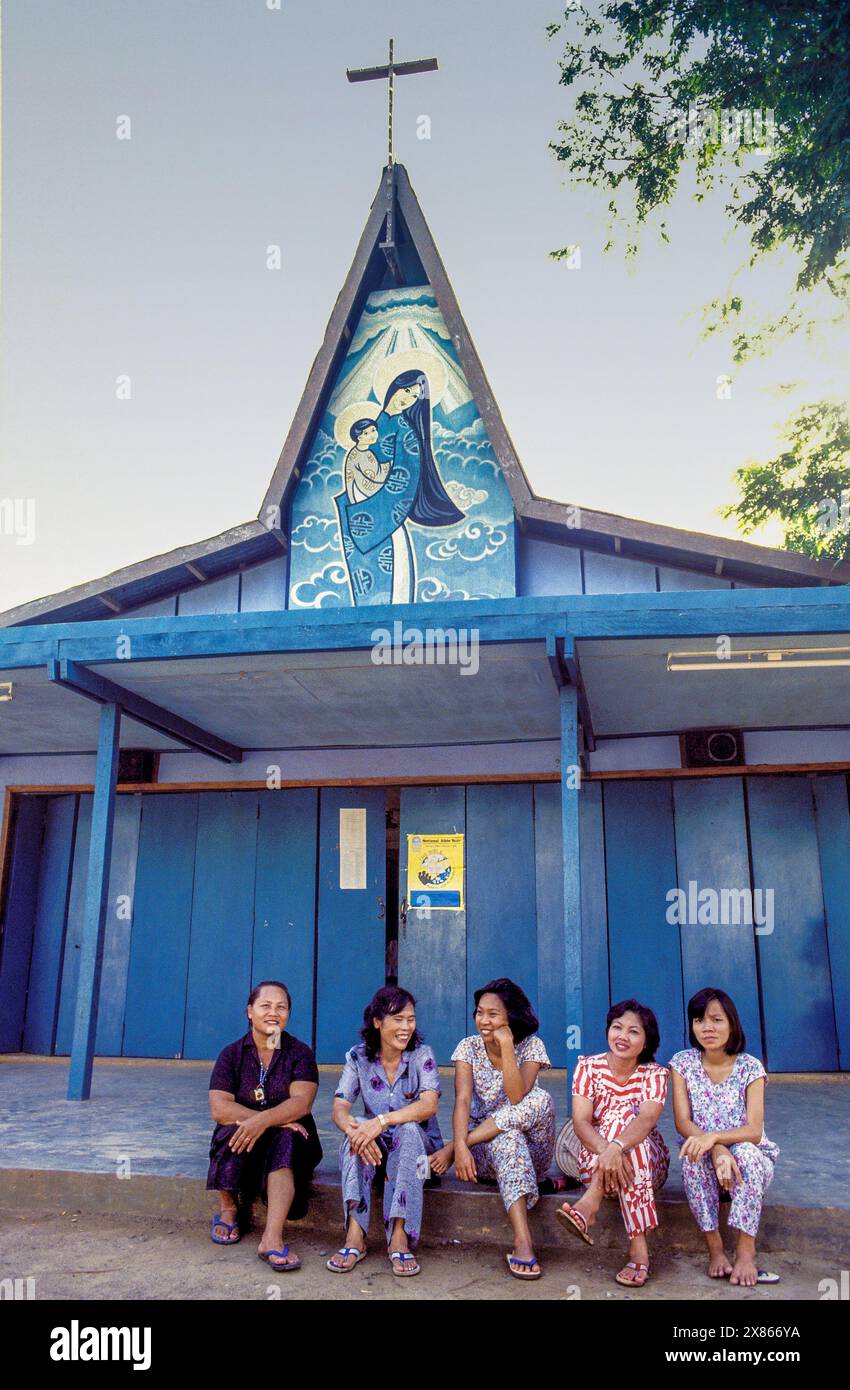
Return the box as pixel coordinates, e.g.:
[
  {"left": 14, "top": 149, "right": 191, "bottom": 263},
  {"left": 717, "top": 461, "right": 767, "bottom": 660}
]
[{"left": 1, "top": 163, "right": 849, "bottom": 1098}]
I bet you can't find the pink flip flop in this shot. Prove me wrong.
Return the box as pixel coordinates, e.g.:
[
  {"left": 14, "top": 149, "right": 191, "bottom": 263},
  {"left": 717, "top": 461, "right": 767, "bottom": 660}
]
[{"left": 556, "top": 1204, "right": 594, "bottom": 1246}]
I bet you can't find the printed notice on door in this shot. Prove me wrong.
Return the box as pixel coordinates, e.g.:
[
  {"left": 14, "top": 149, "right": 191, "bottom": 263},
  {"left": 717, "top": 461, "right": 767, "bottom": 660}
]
[
  {"left": 407, "top": 833, "right": 464, "bottom": 910},
  {"left": 339, "top": 808, "right": 367, "bottom": 889}
]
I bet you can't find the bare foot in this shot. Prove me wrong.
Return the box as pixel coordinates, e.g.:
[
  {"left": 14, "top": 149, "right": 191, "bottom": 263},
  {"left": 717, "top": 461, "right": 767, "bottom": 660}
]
[
  {"left": 730, "top": 1254, "right": 759, "bottom": 1287},
  {"left": 705, "top": 1231, "right": 733, "bottom": 1278}
]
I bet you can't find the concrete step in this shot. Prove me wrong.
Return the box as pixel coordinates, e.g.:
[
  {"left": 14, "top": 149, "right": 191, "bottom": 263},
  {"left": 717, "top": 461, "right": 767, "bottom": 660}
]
[{"left": 2, "top": 1166, "right": 847, "bottom": 1262}]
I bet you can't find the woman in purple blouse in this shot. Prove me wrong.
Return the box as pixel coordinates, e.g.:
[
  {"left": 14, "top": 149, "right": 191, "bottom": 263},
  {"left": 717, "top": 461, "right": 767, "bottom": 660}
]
[{"left": 327, "top": 986, "right": 443, "bottom": 1277}]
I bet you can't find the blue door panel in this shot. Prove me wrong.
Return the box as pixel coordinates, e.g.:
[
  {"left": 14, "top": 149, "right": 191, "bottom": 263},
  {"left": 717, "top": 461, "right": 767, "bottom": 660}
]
[
  {"left": 183, "top": 793, "right": 259, "bottom": 1060},
  {"left": 316, "top": 788, "right": 386, "bottom": 1063},
  {"left": 533, "top": 783, "right": 565, "bottom": 1065},
  {"left": 122, "top": 794, "right": 199, "bottom": 1057},
  {"left": 0, "top": 798, "right": 46, "bottom": 1051},
  {"left": 603, "top": 780, "right": 684, "bottom": 1063},
  {"left": 23, "top": 797, "right": 78, "bottom": 1054},
  {"left": 398, "top": 785, "right": 467, "bottom": 1063},
  {"left": 813, "top": 776, "right": 850, "bottom": 1069},
  {"left": 579, "top": 780, "right": 610, "bottom": 1056},
  {"left": 672, "top": 778, "right": 762, "bottom": 1058},
  {"left": 252, "top": 789, "right": 318, "bottom": 1048},
  {"left": 55, "top": 796, "right": 93, "bottom": 1055},
  {"left": 94, "top": 795, "right": 142, "bottom": 1056},
  {"left": 466, "top": 784, "right": 538, "bottom": 1012},
  {"left": 747, "top": 777, "right": 837, "bottom": 1071}
]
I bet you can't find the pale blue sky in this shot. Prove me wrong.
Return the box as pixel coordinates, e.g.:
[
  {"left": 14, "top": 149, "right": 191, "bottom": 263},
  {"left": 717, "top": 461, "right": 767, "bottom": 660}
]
[{"left": 1, "top": 0, "right": 846, "bottom": 610}]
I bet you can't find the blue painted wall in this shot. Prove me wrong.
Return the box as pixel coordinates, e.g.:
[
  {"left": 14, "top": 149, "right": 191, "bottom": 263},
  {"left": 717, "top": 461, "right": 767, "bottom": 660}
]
[{"left": 3, "top": 773, "right": 847, "bottom": 1068}]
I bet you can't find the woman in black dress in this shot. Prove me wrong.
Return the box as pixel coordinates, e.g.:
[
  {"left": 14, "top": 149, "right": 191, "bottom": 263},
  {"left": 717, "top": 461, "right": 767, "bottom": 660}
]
[{"left": 207, "top": 980, "right": 322, "bottom": 1271}]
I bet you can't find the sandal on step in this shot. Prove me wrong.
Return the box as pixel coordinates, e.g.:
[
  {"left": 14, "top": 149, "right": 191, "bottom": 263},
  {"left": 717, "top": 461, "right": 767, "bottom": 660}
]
[
  {"left": 506, "top": 1252, "right": 542, "bottom": 1281},
  {"left": 326, "top": 1246, "right": 367, "bottom": 1273},
  {"left": 556, "top": 1204, "right": 594, "bottom": 1246},
  {"left": 210, "top": 1214, "right": 241, "bottom": 1245},
  {"left": 615, "top": 1261, "right": 649, "bottom": 1287},
  {"left": 390, "top": 1251, "right": 421, "bottom": 1277},
  {"left": 258, "top": 1245, "right": 301, "bottom": 1272}
]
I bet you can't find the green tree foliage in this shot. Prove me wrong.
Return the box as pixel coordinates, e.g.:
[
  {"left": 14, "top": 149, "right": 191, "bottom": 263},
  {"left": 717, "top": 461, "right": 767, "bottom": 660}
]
[
  {"left": 549, "top": 2, "right": 850, "bottom": 557},
  {"left": 721, "top": 402, "right": 850, "bottom": 563}
]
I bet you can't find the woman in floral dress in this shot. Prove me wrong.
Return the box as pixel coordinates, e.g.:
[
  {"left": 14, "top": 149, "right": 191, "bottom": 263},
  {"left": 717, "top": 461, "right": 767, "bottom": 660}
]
[
  {"left": 431, "top": 977, "right": 555, "bottom": 1281},
  {"left": 328, "top": 985, "right": 443, "bottom": 1277},
  {"left": 556, "top": 999, "right": 669, "bottom": 1288},
  {"left": 670, "top": 987, "right": 780, "bottom": 1288}
]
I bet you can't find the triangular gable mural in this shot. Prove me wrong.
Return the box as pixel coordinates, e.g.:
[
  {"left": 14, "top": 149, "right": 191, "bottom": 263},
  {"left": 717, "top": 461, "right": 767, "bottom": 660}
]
[{"left": 287, "top": 282, "right": 515, "bottom": 607}]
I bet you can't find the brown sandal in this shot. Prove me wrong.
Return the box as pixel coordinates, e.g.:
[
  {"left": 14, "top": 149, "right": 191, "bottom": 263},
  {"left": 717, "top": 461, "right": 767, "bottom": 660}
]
[{"left": 615, "top": 1261, "right": 650, "bottom": 1287}]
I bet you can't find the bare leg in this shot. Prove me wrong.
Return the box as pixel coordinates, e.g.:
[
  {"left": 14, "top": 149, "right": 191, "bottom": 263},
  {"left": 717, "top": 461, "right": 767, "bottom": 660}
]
[
  {"left": 507, "top": 1196, "right": 539, "bottom": 1273},
  {"left": 466, "top": 1116, "right": 502, "bottom": 1147},
  {"left": 388, "top": 1216, "right": 410, "bottom": 1256},
  {"left": 705, "top": 1229, "right": 733, "bottom": 1278},
  {"left": 730, "top": 1232, "right": 759, "bottom": 1287},
  {"left": 257, "top": 1168, "right": 299, "bottom": 1269},
  {"left": 211, "top": 1191, "right": 240, "bottom": 1242}
]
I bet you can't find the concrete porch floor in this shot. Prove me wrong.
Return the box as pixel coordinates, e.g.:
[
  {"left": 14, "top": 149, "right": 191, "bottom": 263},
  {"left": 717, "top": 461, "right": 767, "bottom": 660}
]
[{"left": 1, "top": 1054, "right": 848, "bottom": 1211}]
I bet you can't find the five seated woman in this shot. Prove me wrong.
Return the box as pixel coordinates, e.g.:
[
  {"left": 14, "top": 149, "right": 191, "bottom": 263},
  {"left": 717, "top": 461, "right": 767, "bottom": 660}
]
[{"left": 207, "top": 976, "right": 779, "bottom": 1289}]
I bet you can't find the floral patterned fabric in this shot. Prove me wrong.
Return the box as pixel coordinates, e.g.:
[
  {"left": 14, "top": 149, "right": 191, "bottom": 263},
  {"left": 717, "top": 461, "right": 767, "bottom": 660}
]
[
  {"left": 669, "top": 1048, "right": 779, "bottom": 1236},
  {"left": 451, "top": 1033, "right": 555, "bottom": 1211},
  {"left": 334, "top": 1041, "right": 443, "bottom": 1248}
]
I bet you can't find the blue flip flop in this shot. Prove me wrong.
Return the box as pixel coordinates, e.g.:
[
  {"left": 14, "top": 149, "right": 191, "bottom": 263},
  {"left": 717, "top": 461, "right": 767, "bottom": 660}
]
[
  {"left": 506, "top": 1252, "right": 542, "bottom": 1281},
  {"left": 326, "top": 1246, "right": 367, "bottom": 1273},
  {"left": 259, "top": 1244, "right": 301, "bottom": 1272},
  {"left": 210, "top": 1213, "right": 241, "bottom": 1245}
]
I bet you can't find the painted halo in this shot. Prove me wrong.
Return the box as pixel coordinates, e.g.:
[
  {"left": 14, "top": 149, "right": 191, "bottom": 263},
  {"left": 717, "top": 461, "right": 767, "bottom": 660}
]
[
  {"left": 333, "top": 400, "right": 381, "bottom": 450},
  {"left": 372, "top": 349, "right": 448, "bottom": 410}
]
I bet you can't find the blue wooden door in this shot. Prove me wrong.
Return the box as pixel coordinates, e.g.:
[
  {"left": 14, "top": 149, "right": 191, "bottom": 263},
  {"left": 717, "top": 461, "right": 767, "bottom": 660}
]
[
  {"left": 252, "top": 789, "right": 319, "bottom": 1047},
  {"left": 94, "top": 794, "right": 142, "bottom": 1055},
  {"left": 397, "top": 785, "right": 467, "bottom": 1063},
  {"left": 604, "top": 780, "right": 685, "bottom": 1064},
  {"left": 122, "top": 793, "right": 199, "bottom": 1057},
  {"left": 23, "top": 797, "right": 79, "bottom": 1053},
  {"left": 747, "top": 776, "right": 838, "bottom": 1070},
  {"left": 466, "top": 784, "right": 538, "bottom": 1017},
  {"left": 54, "top": 795, "right": 93, "bottom": 1054},
  {"left": 183, "top": 792, "right": 259, "bottom": 1059},
  {"left": 0, "top": 798, "right": 47, "bottom": 1051},
  {"left": 672, "top": 777, "right": 762, "bottom": 1057},
  {"left": 316, "top": 788, "right": 386, "bottom": 1062}
]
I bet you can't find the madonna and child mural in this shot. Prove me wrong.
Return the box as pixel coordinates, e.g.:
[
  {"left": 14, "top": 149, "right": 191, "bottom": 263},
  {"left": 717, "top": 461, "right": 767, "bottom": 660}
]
[{"left": 287, "top": 285, "right": 516, "bottom": 607}]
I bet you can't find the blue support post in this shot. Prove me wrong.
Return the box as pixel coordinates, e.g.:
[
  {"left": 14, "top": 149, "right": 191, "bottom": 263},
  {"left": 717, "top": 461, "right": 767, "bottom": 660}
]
[
  {"left": 67, "top": 701, "right": 121, "bottom": 1100},
  {"left": 560, "top": 680, "right": 583, "bottom": 1093}
]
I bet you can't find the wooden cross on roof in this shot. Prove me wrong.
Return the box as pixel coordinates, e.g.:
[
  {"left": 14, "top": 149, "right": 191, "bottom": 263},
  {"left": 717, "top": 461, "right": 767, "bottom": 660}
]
[{"left": 347, "top": 39, "right": 438, "bottom": 168}]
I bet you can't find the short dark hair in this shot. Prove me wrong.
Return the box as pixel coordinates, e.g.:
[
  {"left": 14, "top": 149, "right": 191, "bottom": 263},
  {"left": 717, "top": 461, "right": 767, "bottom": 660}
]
[
  {"left": 350, "top": 417, "right": 377, "bottom": 443},
  {"left": 688, "top": 987, "right": 746, "bottom": 1054},
  {"left": 247, "top": 980, "right": 292, "bottom": 1011},
  {"left": 360, "top": 986, "right": 422, "bottom": 1061},
  {"left": 473, "top": 978, "right": 539, "bottom": 1044},
  {"left": 606, "top": 999, "right": 660, "bottom": 1063}
]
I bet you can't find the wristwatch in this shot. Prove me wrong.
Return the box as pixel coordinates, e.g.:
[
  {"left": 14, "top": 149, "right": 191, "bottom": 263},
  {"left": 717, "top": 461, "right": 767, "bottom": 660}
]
[{"left": 377, "top": 1113, "right": 388, "bottom": 1129}]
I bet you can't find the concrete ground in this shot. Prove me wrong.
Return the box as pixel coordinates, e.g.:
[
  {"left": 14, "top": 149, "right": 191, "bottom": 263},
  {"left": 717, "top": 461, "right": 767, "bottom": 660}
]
[
  {"left": 1, "top": 1056, "right": 848, "bottom": 1208},
  {"left": 0, "top": 1208, "right": 836, "bottom": 1301},
  {"left": 1, "top": 1056, "right": 847, "bottom": 1303}
]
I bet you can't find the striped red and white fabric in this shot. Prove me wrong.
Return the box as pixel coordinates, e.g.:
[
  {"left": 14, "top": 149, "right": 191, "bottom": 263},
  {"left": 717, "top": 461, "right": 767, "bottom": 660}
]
[{"left": 572, "top": 1053, "right": 670, "bottom": 1235}]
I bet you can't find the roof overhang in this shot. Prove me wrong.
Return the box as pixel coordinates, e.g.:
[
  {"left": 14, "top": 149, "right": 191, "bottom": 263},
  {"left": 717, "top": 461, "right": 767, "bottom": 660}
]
[{"left": 2, "top": 589, "right": 850, "bottom": 759}]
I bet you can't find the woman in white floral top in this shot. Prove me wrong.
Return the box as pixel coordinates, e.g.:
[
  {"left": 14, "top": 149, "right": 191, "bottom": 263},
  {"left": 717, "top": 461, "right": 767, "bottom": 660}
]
[{"left": 430, "top": 977, "right": 555, "bottom": 1281}]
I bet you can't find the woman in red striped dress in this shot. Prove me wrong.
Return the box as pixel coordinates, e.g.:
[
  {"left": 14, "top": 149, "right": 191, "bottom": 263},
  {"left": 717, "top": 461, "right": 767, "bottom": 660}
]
[{"left": 556, "top": 1000, "right": 669, "bottom": 1288}]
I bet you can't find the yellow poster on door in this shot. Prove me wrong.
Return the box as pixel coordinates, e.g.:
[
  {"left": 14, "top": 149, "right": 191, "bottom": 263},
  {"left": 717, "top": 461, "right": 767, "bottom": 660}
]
[{"left": 407, "top": 833, "right": 464, "bottom": 910}]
